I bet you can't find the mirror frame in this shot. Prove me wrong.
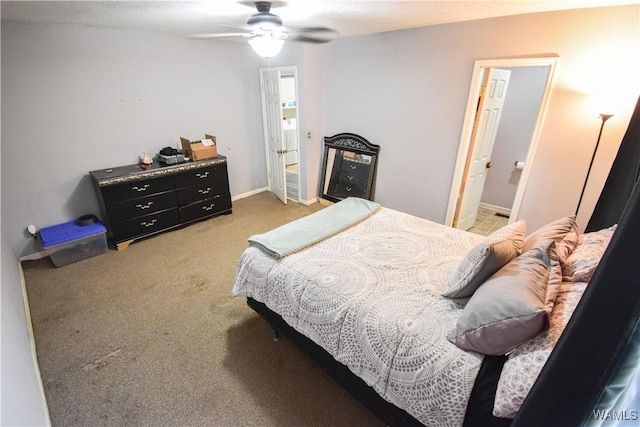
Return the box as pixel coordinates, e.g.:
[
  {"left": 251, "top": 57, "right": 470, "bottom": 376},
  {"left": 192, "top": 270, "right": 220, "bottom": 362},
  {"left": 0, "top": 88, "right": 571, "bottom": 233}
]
[{"left": 319, "top": 133, "right": 380, "bottom": 203}]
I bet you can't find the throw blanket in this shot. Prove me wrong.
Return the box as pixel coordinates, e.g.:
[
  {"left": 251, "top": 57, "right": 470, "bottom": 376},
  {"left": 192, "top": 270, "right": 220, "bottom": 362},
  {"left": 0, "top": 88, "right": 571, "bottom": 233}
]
[{"left": 248, "top": 197, "right": 381, "bottom": 258}]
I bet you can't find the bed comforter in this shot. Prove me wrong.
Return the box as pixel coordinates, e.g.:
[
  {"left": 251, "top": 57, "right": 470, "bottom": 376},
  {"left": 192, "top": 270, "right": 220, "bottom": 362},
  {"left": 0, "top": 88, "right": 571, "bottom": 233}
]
[{"left": 232, "top": 207, "right": 487, "bottom": 426}]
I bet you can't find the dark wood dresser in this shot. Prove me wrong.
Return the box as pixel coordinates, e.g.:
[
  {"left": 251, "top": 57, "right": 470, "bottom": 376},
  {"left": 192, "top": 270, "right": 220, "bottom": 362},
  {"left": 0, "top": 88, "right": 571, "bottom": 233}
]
[{"left": 90, "top": 156, "right": 231, "bottom": 250}]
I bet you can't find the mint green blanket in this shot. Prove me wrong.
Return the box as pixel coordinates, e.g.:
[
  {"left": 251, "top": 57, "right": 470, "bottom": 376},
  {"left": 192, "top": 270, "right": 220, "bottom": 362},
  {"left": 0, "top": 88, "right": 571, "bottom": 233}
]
[{"left": 248, "top": 197, "right": 381, "bottom": 258}]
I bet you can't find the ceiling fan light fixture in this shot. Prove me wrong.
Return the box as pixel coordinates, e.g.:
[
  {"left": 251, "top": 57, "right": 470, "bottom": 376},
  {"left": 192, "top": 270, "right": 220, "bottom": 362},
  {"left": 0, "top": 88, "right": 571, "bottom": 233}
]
[
  {"left": 247, "top": 13, "right": 283, "bottom": 29},
  {"left": 249, "top": 35, "right": 284, "bottom": 58}
]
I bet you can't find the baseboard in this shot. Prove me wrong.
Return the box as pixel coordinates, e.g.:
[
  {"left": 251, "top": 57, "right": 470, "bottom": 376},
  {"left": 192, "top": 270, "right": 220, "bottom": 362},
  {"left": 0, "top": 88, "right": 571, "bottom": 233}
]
[
  {"left": 232, "top": 188, "right": 319, "bottom": 207},
  {"left": 301, "top": 196, "right": 319, "bottom": 206},
  {"left": 231, "top": 187, "right": 269, "bottom": 202},
  {"left": 479, "top": 202, "right": 511, "bottom": 217},
  {"left": 18, "top": 262, "right": 52, "bottom": 426}
]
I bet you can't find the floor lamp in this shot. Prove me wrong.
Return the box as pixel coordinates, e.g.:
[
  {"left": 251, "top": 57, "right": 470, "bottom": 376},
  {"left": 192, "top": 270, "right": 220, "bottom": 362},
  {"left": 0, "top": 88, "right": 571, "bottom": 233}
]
[{"left": 575, "top": 113, "right": 614, "bottom": 216}]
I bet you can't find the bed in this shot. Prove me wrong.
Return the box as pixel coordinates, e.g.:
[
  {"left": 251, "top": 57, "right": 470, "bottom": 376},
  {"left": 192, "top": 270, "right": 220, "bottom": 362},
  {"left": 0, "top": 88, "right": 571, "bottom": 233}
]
[{"left": 231, "top": 193, "right": 620, "bottom": 426}]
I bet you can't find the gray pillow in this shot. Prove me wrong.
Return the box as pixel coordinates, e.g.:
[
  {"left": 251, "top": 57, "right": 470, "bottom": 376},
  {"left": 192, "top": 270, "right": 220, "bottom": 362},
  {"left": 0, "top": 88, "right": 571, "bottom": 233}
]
[
  {"left": 522, "top": 216, "right": 576, "bottom": 253},
  {"left": 441, "top": 221, "right": 525, "bottom": 298},
  {"left": 448, "top": 246, "right": 550, "bottom": 356}
]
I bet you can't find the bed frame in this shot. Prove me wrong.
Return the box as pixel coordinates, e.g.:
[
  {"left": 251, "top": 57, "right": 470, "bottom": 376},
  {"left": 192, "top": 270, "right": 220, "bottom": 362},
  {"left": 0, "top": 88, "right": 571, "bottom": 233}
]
[{"left": 247, "top": 297, "right": 512, "bottom": 426}]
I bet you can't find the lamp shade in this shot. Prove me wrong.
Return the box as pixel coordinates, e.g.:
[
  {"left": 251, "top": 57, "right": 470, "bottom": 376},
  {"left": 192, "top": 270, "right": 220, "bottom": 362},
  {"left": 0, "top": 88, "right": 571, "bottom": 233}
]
[{"left": 248, "top": 35, "right": 284, "bottom": 58}]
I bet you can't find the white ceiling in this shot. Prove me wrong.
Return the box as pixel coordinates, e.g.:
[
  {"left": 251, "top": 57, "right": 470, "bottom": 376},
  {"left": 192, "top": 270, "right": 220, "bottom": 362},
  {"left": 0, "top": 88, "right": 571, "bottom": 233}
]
[{"left": 1, "top": 0, "right": 637, "bottom": 41}]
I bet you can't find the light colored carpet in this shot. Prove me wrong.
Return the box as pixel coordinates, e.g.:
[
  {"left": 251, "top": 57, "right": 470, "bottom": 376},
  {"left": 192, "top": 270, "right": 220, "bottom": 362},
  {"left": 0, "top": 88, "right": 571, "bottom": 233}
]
[{"left": 22, "top": 191, "right": 385, "bottom": 427}]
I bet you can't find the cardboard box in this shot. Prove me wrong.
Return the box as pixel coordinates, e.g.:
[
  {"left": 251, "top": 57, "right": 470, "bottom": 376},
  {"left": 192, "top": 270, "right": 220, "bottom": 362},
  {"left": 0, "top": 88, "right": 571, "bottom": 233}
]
[{"left": 180, "top": 134, "right": 218, "bottom": 161}]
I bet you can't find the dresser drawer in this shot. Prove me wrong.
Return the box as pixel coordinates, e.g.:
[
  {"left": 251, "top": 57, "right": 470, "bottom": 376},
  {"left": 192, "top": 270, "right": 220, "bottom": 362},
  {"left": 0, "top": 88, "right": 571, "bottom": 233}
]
[
  {"left": 173, "top": 163, "right": 229, "bottom": 189},
  {"left": 101, "top": 175, "right": 174, "bottom": 203},
  {"left": 175, "top": 181, "right": 229, "bottom": 206},
  {"left": 179, "top": 193, "right": 232, "bottom": 223},
  {"left": 340, "top": 158, "right": 370, "bottom": 176},
  {"left": 338, "top": 172, "right": 368, "bottom": 189},
  {"left": 111, "top": 208, "right": 181, "bottom": 243},
  {"left": 106, "top": 191, "right": 178, "bottom": 223},
  {"left": 334, "top": 183, "right": 367, "bottom": 198}
]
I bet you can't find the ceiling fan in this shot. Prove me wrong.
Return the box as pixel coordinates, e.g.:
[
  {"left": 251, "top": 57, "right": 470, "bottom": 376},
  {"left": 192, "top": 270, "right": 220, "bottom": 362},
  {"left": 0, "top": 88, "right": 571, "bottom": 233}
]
[{"left": 188, "top": 1, "right": 338, "bottom": 58}]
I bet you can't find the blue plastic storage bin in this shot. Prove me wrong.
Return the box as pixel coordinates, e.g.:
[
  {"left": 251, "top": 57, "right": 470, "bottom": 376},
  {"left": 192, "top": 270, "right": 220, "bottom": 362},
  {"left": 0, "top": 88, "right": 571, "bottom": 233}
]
[{"left": 39, "top": 219, "right": 107, "bottom": 267}]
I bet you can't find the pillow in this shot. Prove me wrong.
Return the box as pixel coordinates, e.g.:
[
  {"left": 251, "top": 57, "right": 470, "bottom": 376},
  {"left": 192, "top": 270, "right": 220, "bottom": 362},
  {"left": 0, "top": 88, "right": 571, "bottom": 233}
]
[
  {"left": 493, "top": 281, "right": 588, "bottom": 418},
  {"left": 563, "top": 225, "right": 617, "bottom": 283},
  {"left": 554, "top": 220, "right": 580, "bottom": 266},
  {"left": 545, "top": 245, "right": 563, "bottom": 312},
  {"left": 441, "top": 221, "right": 525, "bottom": 298},
  {"left": 448, "top": 246, "right": 550, "bottom": 355},
  {"left": 522, "top": 216, "right": 576, "bottom": 253}
]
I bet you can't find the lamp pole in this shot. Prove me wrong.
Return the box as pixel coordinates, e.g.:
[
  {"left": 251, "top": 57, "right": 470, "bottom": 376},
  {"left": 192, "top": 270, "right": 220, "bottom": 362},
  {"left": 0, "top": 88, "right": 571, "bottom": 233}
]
[{"left": 575, "top": 114, "right": 613, "bottom": 216}]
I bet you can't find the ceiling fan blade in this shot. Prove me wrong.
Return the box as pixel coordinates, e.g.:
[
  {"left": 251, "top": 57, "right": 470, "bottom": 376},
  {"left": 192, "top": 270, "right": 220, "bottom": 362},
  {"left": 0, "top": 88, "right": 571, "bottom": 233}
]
[
  {"left": 288, "top": 26, "right": 337, "bottom": 34},
  {"left": 286, "top": 26, "right": 339, "bottom": 43},
  {"left": 186, "top": 32, "right": 252, "bottom": 40},
  {"left": 288, "top": 34, "right": 335, "bottom": 44}
]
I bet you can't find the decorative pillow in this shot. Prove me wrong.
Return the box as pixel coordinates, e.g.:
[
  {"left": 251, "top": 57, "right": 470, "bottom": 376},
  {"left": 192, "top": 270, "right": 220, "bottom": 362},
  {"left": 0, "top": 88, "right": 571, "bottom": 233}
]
[
  {"left": 522, "top": 216, "right": 576, "bottom": 253},
  {"left": 493, "top": 281, "right": 588, "bottom": 418},
  {"left": 448, "top": 246, "right": 550, "bottom": 356},
  {"left": 563, "top": 225, "right": 617, "bottom": 283},
  {"left": 542, "top": 244, "right": 563, "bottom": 313},
  {"left": 441, "top": 221, "right": 525, "bottom": 298},
  {"left": 554, "top": 220, "right": 580, "bottom": 266}
]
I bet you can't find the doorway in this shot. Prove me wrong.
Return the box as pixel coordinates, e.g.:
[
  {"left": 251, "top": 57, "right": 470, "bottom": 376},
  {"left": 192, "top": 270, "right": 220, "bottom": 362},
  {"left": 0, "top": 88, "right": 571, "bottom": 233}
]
[
  {"left": 445, "top": 57, "right": 559, "bottom": 229},
  {"left": 259, "top": 66, "right": 301, "bottom": 204}
]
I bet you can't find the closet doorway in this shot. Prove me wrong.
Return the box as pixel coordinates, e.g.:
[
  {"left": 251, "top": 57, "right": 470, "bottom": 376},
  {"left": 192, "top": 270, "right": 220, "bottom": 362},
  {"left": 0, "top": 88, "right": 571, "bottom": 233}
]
[
  {"left": 445, "top": 57, "right": 559, "bottom": 229},
  {"left": 259, "top": 66, "right": 301, "bottom": 204}
]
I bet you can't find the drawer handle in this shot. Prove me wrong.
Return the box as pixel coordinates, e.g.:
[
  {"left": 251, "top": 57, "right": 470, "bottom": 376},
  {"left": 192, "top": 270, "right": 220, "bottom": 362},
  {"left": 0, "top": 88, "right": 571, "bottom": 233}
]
[
  {"left": 201, "top": 203, "right": 216, "bottom": 211},
  {"left": 198, "top": 187, "right": 212, "bottom": 195},
  {"left": 349, "top": 165, "right": 357, "bottom": 170},
  {"left": 345, "top": 187, "right": 352, "bottom": 192},
  {"left": 132, "top": 184, "right": 150, "bottom": 192},
  {"left": 347, "top": 175, "right": 354, "bottom": 181},
  {"left": 136, "top": 201, "right": 154, "bottom": 210},
  {"left": 196, "top": 172, "right": 210, "bottom": 179},
  {"left": 140, "top": 219, "right": 158, "bottom": 227}
]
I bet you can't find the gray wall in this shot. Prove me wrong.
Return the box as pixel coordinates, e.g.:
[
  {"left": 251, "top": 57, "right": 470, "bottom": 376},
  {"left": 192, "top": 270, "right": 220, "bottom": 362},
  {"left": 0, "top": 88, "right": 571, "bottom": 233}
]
[
  {"left": 2, "top": 6, "right": 639, "bottom": 258},
  {"left": 1, "top": 22, "right": 268, "bottom": 257},
  {"left": 481, "top": 66, "right": 549, "bottom": 210},
  {"left": 1, "top": 231, "right": 50, "bottom": 426},
  {"left": 1, "top": 6, "right": 639, "bottom": 423},
  {"left": 323, "top": 6, "right": 639, "bottom": 231}
]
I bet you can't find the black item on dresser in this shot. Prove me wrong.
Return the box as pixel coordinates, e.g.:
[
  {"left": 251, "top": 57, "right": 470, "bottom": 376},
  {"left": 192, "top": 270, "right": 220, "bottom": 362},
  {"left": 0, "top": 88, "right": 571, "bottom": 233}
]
[
  {"left": 319, "top": 133, "right": 380, "bottom": 203},
  {"left": 90, "top": 156, "right": 231, "bottom": 250}
]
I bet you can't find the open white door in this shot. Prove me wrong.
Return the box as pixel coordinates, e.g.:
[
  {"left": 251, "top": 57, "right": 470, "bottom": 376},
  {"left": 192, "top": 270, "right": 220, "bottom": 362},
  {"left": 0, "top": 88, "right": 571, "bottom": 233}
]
[
  {"left": 260, "top": 68, "right": 287, "bottom": 204},
  {"left": 455, "top": 68, "right": 511, "bottom": 230}
]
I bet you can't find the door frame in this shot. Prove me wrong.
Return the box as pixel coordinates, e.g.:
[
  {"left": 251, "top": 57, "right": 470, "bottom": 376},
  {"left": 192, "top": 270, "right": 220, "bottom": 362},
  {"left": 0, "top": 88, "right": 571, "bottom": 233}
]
[
  {"left": 444, "top": 56, "right": 559, "bottom": 227},
  {"left": 260, "top": 65, "right": 302, "bottom": 203},
  {"left": 454, "top": 67, "right": 512, "bottom": 230}
]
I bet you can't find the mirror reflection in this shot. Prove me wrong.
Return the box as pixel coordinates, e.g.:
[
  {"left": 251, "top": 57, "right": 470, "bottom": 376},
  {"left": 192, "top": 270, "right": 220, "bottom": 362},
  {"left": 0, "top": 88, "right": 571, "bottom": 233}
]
[{"left": 320, "top": 133, "right": 380, "bottom": 203}]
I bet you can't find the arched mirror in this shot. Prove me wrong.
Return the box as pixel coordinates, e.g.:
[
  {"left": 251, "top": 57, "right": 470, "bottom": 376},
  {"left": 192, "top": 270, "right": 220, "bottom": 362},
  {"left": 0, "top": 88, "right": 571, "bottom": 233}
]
[{"left": 319, "top": 133, "right": 380, "bottom": 203}]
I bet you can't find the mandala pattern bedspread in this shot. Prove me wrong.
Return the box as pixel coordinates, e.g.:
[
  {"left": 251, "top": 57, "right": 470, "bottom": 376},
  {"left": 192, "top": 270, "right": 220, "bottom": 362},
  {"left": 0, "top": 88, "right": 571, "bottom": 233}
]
[{"left": 232, "top": 207, "right": 486, "bottom": 426}]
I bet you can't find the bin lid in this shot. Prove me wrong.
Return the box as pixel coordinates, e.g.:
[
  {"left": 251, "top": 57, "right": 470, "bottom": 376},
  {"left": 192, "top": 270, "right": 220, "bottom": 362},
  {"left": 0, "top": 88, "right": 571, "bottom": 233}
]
[{"left": 39, "top": 219, "right": 106, "bottom": 248}]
